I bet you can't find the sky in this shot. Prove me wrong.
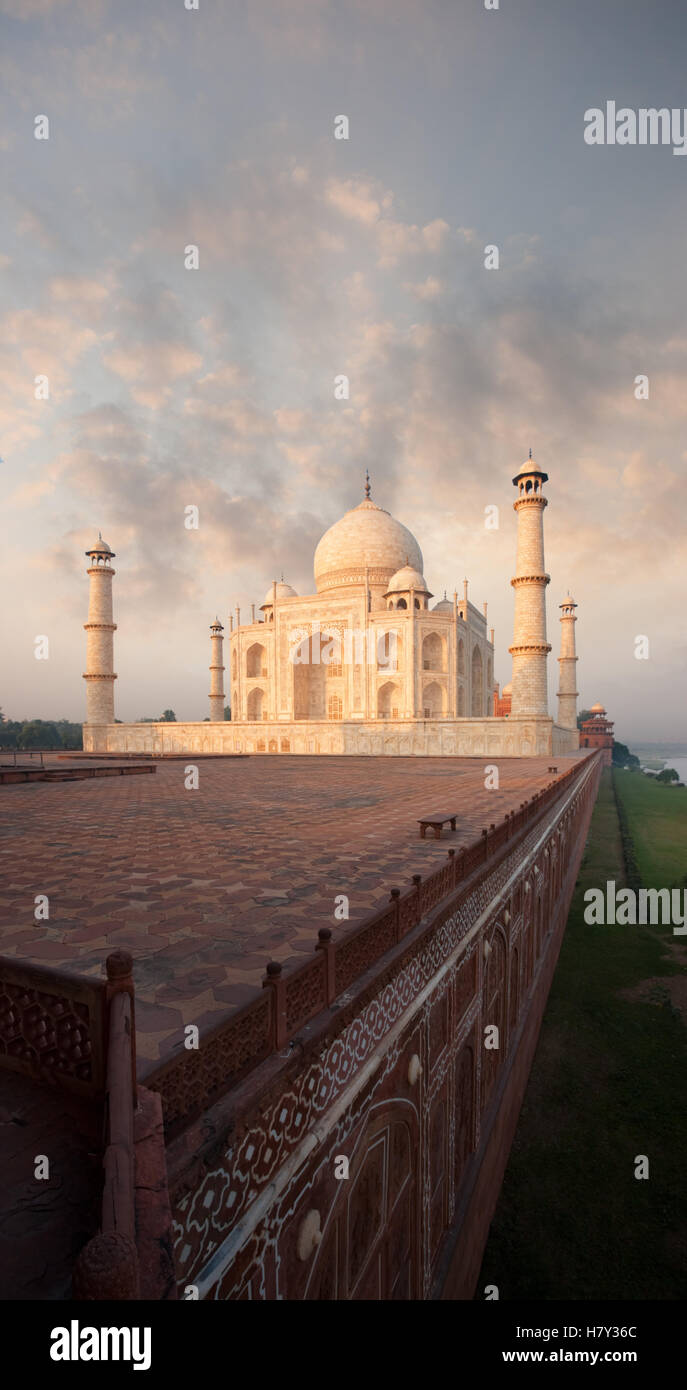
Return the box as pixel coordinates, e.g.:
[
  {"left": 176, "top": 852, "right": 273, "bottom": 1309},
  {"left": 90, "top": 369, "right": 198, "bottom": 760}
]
[{"left": 1, "top": 0, "right": 686, "bottom": 741}]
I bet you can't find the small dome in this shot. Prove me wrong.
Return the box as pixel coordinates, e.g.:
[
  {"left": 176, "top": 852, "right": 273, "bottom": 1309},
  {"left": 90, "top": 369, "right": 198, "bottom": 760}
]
[
  {"left": 386, "top": 565, "right": 429, "bottom": 595},
  {"left": 502, "top": 682, "right": 512, "bottom": 696},
  {"left": 590, "top": 701, "right": 606, "bottom": 714},
  {"left": 262, "top": 581, "right": 298, "bottom": 606},
  {"left": 86, "top": 531, "right": 113, "bottom": 555},
  {"left": 432, "top": 597, "right": 453, "bottom": 612},
  {"left": 512, "top": 449, "right": 549, "bottom": 486}
]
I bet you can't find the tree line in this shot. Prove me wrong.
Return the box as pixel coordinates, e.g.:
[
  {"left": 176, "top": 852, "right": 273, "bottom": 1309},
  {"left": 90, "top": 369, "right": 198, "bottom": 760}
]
[
  {"left": 0, "top": 706, "right": 232, "bottom": 748},
  {"left": 0, "top": 714, "right": 83, "bottom": 750}
]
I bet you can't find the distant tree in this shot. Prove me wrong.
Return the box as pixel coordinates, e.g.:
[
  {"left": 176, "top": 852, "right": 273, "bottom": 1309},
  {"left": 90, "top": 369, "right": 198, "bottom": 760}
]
[
  {"left": 138, "top": 717, "right": 157, "bottom": 723},
  {"left": 203, "top": 717, "right": 210, "bottom": 721},
  {"left": 577, "top": 709, "right": 593, "bottom": 729},
  {"left": 0, "top": 716, "right": 83, "bottom": 750},
  {"left": 224, "top": 705, "right": 231, "bottom": 721},
  {"left": 656, "top": 767, "right": 679, "bottom": 784},
  {"left": 160, "top": 709, "right": 177, "bottom": 722},
  {"left": 0, "top": 718, "right": 20, "bottom": 748},
  {"left": 55, "top": 720, "right": 83, "bottom": 750},
  {"left": 17, "top": 720, "right": 62, "bottom": 749},
  {"left": 612, "top": 741, "right": 639, "bottom": 768}
]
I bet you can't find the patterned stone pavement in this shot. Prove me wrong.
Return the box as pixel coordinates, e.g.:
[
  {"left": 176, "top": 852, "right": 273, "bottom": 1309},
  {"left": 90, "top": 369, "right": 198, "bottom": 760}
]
[{"left": 0, "top": 753, "right": 584, "bottom": 1075}]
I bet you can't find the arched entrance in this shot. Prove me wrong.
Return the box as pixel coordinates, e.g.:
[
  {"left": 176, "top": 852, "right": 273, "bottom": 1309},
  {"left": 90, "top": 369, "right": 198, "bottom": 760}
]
[
  {"left": 471, "top": 646, "right": 483, "bottom": 715},
  {"left": 246, "top": 686, "right": 264, "bottom": 720},
  {"left": 422, "top": 680, "right": 445, "bottom": 719},
  {"left": 377, "top": 681, "right": 400, "bottom": 719},
  {"left": 246, "top": 642, "right": 267, "bottom": 678}
]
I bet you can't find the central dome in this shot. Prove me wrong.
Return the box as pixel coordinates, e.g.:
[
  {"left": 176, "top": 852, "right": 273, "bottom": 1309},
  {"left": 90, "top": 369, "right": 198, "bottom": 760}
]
[{"left": 314, "top": 496, "right": 423, "bottom": 594}]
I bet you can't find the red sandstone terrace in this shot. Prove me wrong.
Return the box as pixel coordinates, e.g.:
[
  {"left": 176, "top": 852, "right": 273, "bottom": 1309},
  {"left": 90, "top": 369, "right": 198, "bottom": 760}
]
[
  {"left": 0, "top": 750, "right": 602, "bottom": 1300},
  {"left": 1, "top": 753, "right": 581, "bottom": 1074}
]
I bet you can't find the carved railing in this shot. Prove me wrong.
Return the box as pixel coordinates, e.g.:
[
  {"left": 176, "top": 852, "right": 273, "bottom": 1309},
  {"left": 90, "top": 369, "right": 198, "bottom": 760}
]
[
  {"left": 73, "top": 950, "right": 140, "bottom": 1300},
  {"left": 0, "top": 957, "right": 108, "bottom": 1095},
  {"left": 147, "top": 756, "right": 600, "bottom": 1132}
]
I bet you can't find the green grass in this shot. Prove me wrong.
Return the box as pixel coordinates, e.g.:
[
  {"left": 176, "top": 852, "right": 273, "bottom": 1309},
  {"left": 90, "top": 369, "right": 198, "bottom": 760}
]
[
  {"left": 614, "top": 770, "right": 687, "bottom": 888},
  {"left": 478, "top": 770, "right": 687, "bottom": 1300}
]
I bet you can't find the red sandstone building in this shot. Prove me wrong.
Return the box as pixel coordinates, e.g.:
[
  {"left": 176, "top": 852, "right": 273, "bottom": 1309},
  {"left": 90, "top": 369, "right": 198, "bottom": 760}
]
[
  {"left": 579, "top": 702, "right": 614, "bottom": 767},
  {"left": 492, "top": 682, "right": 512, "bottom": 717}
]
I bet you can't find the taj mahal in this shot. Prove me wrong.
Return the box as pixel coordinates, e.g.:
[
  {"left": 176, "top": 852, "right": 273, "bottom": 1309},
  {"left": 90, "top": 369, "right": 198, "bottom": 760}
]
[{"left": 82, "top": 453, "right": 580, "bottom": 758}]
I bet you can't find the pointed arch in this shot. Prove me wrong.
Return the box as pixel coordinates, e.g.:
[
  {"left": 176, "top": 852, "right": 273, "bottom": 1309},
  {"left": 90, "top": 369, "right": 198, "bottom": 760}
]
[
  {"left": 378, "top": 681, "right": 400, "bottom": 719},
  {"left": 246, "top": 642, "right": 267, "bottom": 678},
  {"left": 246, "top": 686, "right": 264, "bottom": 720},
  {"left": 509, "top": 949, "right": 519, "bottom": 1034},
  {"left": 422, "top": 631, "right": 446, "bottom": 672},
  {"left": 482, "top": 927, "right": 508, "bottom": 1109},
  {"left": 471, "top": 645, "right": 483, "bottom": 715},
  {"left": 377, "top": 630, "right": 401, "bottom": 672},
  {"left": 293, "top": 633, "right": 326, "bottom": 720},
  {"left": 422, "top": 680, "right": 445, "bottom": 718}
]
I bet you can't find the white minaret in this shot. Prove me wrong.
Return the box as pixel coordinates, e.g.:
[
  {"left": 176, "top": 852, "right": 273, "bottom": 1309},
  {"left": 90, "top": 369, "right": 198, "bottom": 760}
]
[
  {"left": 508, "top": 451, "right": 551, "bottom": 717},
  {"left": 556, "top": 593, "right": 578, "bottom": 729},
  {"left": 209, "top": 618, "right": 225, "bottom": 722},
  {"left": 83, "top": 533, "right": 117, "bottom": 724}
]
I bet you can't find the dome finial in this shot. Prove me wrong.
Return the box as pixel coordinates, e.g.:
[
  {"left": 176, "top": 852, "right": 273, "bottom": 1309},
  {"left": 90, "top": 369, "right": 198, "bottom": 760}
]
[
  {"left": 528, "top": 447, "right": 532, "bottom": 460},
  {"left": 364, "top": 469, "right": 371, "bottom": 499}
]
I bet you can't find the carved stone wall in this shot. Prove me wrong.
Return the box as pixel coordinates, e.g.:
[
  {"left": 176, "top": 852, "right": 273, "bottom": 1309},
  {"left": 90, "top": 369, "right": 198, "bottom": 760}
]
[
  {"left": 83, "top": 715, "right": 579, "bottom": 758},
  {"left": 163, "top": 754, "right": 600, "bottom": 1300}
]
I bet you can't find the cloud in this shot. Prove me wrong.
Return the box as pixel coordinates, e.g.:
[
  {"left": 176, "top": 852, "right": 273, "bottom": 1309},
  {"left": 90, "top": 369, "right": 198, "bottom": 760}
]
[
  {"left": 375, "top": 216, "right": 450, "bottom": 268},
  {"left": 325, "top": 177, "right": 388, "bottom": 225},
  {"left": 48, "top": 275, "right": 111, "bottom": 306},
  {"left": 2, "top": 0, "right": 686, "bottom": 735},
  {"left": 0, "top": 0, "right": 89, "bottom": 13},
  {"left": 104, "top": 342, "right": 203, "bottom": 409},
  {"left": 404, "top": 275, "right": 444, "bottom": 300}
]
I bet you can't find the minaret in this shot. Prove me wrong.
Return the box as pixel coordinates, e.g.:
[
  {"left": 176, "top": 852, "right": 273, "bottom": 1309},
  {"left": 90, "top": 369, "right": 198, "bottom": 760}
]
[
  {"left": 556, "top": 594, "right": 578, "bottom": 729},
  {"left": 83, "top": 533, "right": 117, "bottom": 724},
  {"left": 508, "top": 451, "right": 551, "bottom": 716},
  {"left": 209, "top": 618, "right": 225, "bottom": 722}
]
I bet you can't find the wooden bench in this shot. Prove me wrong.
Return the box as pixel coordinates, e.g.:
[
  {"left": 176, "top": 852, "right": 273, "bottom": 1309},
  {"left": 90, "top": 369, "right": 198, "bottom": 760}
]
[{"left": 418, "top": 813, "right": 458, "bottom": 840}]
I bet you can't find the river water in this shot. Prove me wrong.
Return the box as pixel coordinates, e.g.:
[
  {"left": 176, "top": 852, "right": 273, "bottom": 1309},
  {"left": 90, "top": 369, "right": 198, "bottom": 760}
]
[{"left": 645, "top": 755, "right": 687, "bottom": 783}]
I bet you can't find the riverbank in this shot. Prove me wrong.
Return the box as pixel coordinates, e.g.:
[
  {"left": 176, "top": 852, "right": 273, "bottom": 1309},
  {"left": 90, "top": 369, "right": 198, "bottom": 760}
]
[{"left": 478, "top": 767, "right": 687, "bottom": 1300}]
